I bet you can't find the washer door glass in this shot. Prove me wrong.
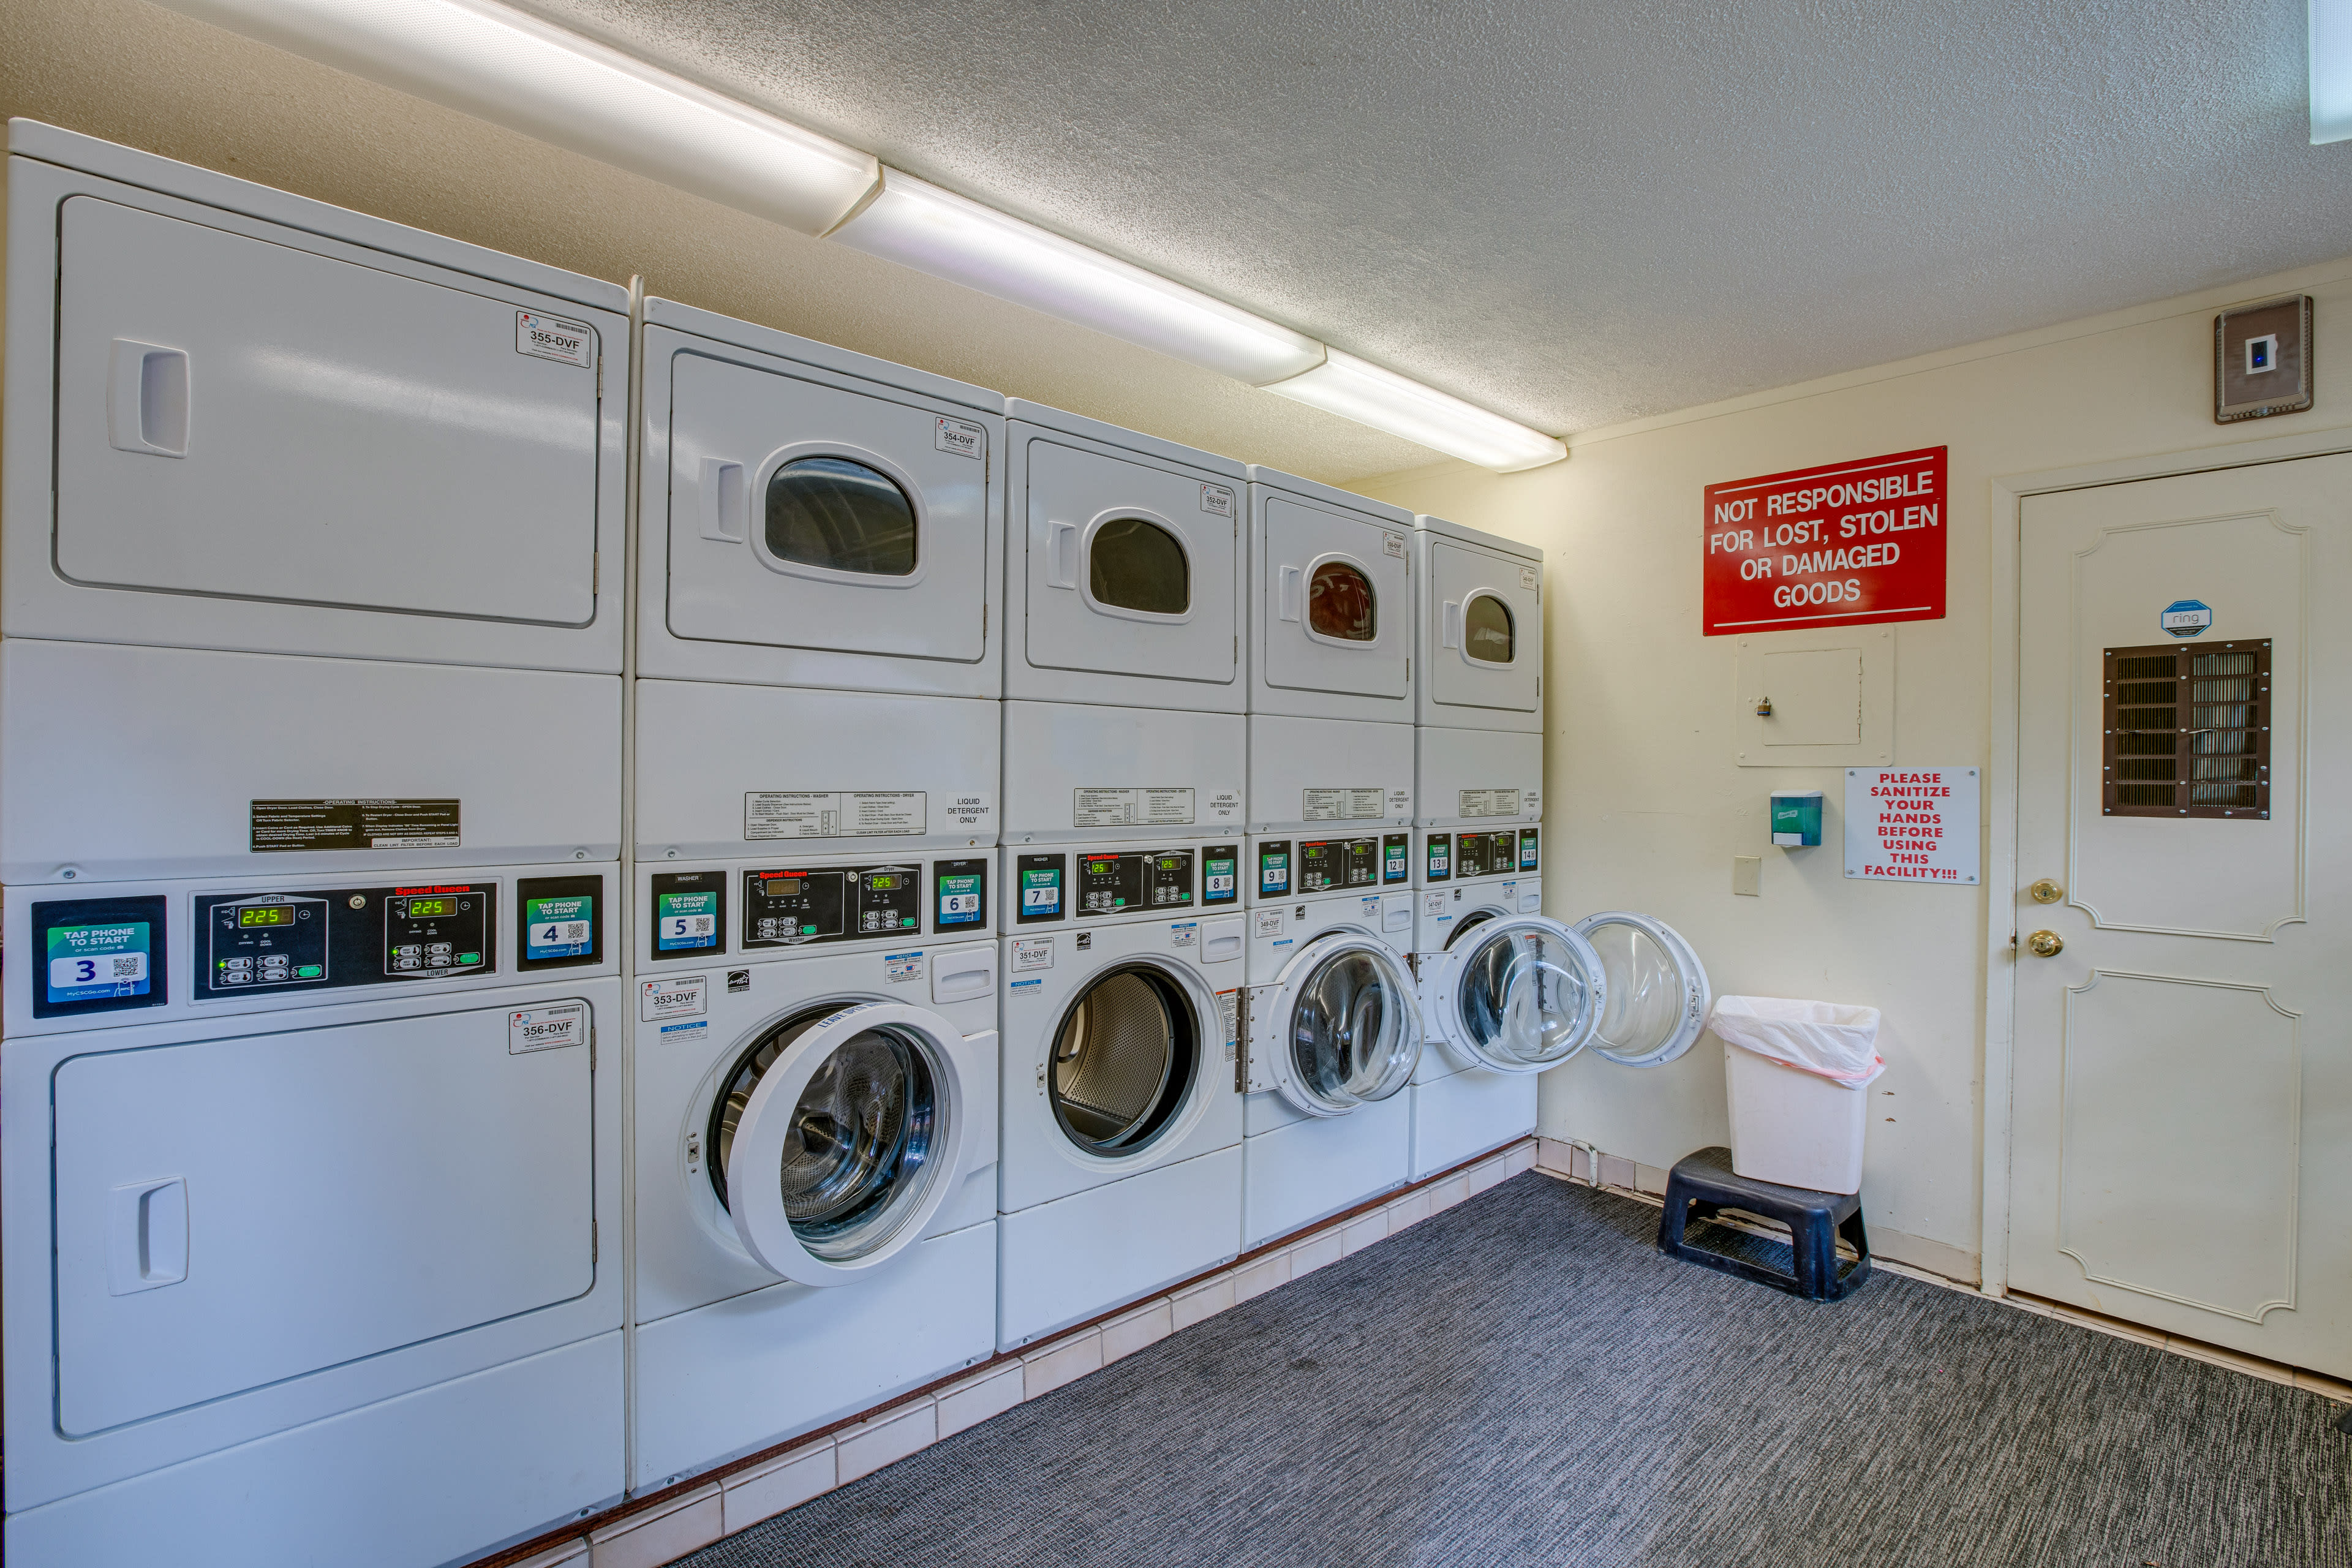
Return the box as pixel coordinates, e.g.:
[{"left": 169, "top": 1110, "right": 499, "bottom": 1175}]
[
  {"left": 1049, "top": 965, "right": 1198, "bottom": 1154},
  {"left": 712, "top": 1005, "right": 944, "bottom": 1267},
  {"left": 1278, "top": 937, "right": 1421, "bottom": 1115},
  {"left": 1442, "top": 918, "right": 1604, "bottom": 1072},
  {"left": 765, "top": 456, "right": 918, "bottom": 577},
  {"left": 1571, "top": 913, "right": 1711, "bottom": 1068}
]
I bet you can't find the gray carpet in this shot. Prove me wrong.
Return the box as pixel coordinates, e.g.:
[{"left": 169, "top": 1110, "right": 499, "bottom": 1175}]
[{"left": 680, "top": 1174, "right": 2352, "bottom": 1568}]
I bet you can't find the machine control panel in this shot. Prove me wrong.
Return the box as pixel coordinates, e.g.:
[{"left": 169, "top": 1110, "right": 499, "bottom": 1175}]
[
  {"left": 932, "top": 858, "right": 989, "bottom": 933},
  {"left": 1076, "top": 848, "right": 1194, "bottom": 917},
  {"left": 1202, "top": 844, "right": 1239, "bottom": 906},
  {"left": 192, "top": 883, "right": 495, "bottom": 1000},
  {"left": 743, "top": 863, "right": 922, "bottom": 949},
  {"left": 1298, "top": 835, "right": 1381, "bottom": 892},
  {"left": 1450, "top": 830, "right": 1520, "bottom": 881},
  {"left": 651, "top": 870, "right": 726, "bottom": 959}
]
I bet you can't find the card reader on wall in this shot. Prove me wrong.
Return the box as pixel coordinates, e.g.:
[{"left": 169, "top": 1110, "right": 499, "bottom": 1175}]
[{"left": 1771, "top": 791, "right": 1823, "bottom": 848}]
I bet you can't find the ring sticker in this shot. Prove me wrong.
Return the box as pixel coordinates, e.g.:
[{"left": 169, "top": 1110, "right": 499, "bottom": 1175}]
[
  {"left": 1200, "top": 483, "right": 1235, "bottom": 518},
  {"left": 1012, "top": 937, "right": 1055, "bottom": 972},
  {"left": 935, "top": 417, "right": 984, "bottom": 459},
  {"left": 640, "top": 974, "right": 707, "bottom": 1020},
  {"left": 516, "top": 311, "right": 594, "bottom": 368}
]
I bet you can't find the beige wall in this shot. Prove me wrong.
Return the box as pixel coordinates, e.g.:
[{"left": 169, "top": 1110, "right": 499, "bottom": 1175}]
[
  {"left": 0, "top": 0, "right": 1435, "bottom": 484},
  {"left": 1361, "top": 258, "right": 2352, "bottom": 1276}
]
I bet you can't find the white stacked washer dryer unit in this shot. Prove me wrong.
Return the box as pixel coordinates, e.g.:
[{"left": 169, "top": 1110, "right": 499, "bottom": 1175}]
[
  {"left": 996, "top": 401, "right": 1250, "bottom": 1346},
  {"left": 1, "top": 124, "right": 626, "bottom": 1568},
  {"left": 1239, "top": 827, "right": 1425, "bottom": 1246},
  {"left": 1237, "top": 469, "right": 1424, "bottom": 1246},
  {"left": 1407, "top": 515, "right": 1717, "bottom": 1175},
  {"left": 630, "top": 299, "right": 1005, "bottom": 1490}
]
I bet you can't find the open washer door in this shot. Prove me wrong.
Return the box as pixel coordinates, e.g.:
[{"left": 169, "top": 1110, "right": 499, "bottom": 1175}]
[
  {"left": 1570, "top": 912, "right": 1712, "bottom": 1068},
  {"left": 712, "top": 1001, "right": 973, "bottom": 1286},
  {"left": 1251, "top": 933, "right": 1423, "bottom": 1117},
  {"left": 1420, "top": 915, "right": 1607, "bottom": 1073}
]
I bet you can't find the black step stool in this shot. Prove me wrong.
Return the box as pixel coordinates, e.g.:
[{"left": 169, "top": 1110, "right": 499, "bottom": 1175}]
[{"left": 1656, "top": 1145, "right": 1870, "bottom": 1301}]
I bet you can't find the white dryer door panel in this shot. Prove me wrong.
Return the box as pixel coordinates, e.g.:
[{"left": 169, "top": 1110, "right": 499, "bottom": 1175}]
[
  {"left": 0, "top": 640, "right": 620, "bottom": 883},
  {"left": 1415, "top": 726, "right": 1542, "bottom": 828},
  {"left": 633, "top": 680, "right": 999, "bottom": 855},
  {"left": 663, "top": 349, "right": 990, "bottom": 665},
  {"left": 1247, "top": 714, "right": 1414, "bottom": 834},
  {"left": 1019, "top": 435, "right": 1238, "bottom": 692},
  {"left": 1425, "top": 537, "right": 1540, "bottom": 719},
  {"left": 53, "top": 197, "right": 601, "bottom": 631},
  {"left": 51, "top": 999, "right": 596, "bottom": 1435},
  {"left": 1000, "top": 700, "right": 1244, "bottom": 843},
  {"left": 1259, "top": 494, "right": 1410, "bottom": 704}
]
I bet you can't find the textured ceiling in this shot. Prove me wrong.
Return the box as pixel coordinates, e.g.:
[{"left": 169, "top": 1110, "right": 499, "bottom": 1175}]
[{"left": 519, "top": 0, "right": 2351, "bottom": 437}]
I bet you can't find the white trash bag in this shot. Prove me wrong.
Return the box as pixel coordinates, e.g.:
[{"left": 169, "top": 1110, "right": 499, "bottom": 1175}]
[{"left": 1708, "top": 995, "right": 1884, "bottom": 1090}]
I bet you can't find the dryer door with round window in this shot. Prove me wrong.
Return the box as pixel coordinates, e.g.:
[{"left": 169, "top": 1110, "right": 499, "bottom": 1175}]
[
  {"left": 1570, "top": 912, "right": 1712, "bottom": 1068},
  {"left": 710, "top": 1000, "right": 972, "bottom": 1286},
  {"left": 1045, "top": 962, "right": 1205, "bottom": 1159},
  {"left": 1022, "top": 437, "right": 1238, "bottom": 690},
  {"left": 1427, "top": 537, "right": 1540, "bottom": 718},
  {"left": 1261, "top": 496, "right": 1410, "bottom": 700},
  {"left": 1258, "top": 933, "right": 1423, "bottom": 1116},
  {"left": 664, "top": 346, "right": 990, "bottom": 665},
  {"left": 1422, "top": 914, "right": 1604, "bottom": 1074}
]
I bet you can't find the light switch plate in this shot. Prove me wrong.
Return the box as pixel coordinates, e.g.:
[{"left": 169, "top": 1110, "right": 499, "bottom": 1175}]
[{"left": 1732, "top": 856, "right": 1762, "bottom": 897}]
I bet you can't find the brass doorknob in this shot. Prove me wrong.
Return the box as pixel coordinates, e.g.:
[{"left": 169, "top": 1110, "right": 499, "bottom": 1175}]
[
  {"left": 2029, "top": 878, "right": 2064, "bottom": 904},
  {"left": 2026, "top": 930, "right": 2064, "bottom": 957}
]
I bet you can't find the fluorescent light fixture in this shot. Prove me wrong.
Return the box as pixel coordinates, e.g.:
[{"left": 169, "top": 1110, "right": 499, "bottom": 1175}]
[
  {"left": 157, "top": 0, "right": 880, "bottom": 233},
  {"left": 830, "top": 167, "right": 1327, "bottom": 385},
  {"left": 1264, "top": 350, "right": 1566, "bottom": 472},
  {"left": 2318, "top": 0, "right": 2352, "bottom": 143}
]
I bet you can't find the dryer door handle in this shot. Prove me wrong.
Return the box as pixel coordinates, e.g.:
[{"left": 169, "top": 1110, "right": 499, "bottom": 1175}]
[
  {"left": 107, "top": 339, "right": 190, "bottom": 457},
  {"left": 1044, "top": 520, "right": 1079, "bottom": 589},
  {"left": 1278, "top": 564, "right": 1304, "bottom": 622},
  {"left": 697, "top": 457, "right": 745, "bottom": 543},
  {"left": 107, "top": 1176, "right": 189, "bottom": 1295},
  {"left": 1441, "top": 598, "right": 1463, "bottom": 649}
]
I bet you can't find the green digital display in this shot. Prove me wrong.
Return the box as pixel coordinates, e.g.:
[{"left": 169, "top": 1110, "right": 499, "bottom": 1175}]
[
  {"left": 404, "top": 897, "right": 455, "bottom": 918},
  {"left": 238, "top": 905, "right": 295, "bottom": 927},
  {"left": 867, "top": 875, "right": 900, "bottom": 891}
]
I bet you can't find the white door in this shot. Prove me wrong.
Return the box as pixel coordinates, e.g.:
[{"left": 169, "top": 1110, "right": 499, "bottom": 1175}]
[
  {"left": 664, "top": 349, "right": 990, "bottom": 664},
  {"left": 1570, "top": 912, "right": 1711, "bottom": 1067},
  {"left": 50, "top": 1000, "right": 595, "bottom": 1435},
  {"left": 1021, "top": 437, "right": 1238, "bottom": 688},
  {"left": 712, "top": 1001, "right": 974, "bottom": 1284},
  {"left": 2010, "top": 454, "right": 2351, "bottom": 1376},
  {"left": 1260, "top": 495, "right": 1411, "bottom": 700},
  {"left": 1420, "top": 914, "right": 1605, "bottom": 1072},
  {"left": 54, "top": 197, "right": 602, "bottom": 628},
  {"left": 1426, "top": 537, "right": 1541, "bottom": 718},
  {"left": 1251, "top": 932, "right": 1423, "bottom": 1114}
]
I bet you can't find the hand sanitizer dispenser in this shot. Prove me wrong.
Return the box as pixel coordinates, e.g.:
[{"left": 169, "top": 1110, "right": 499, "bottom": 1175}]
[{"left": 1770, "top": 790, "right": 1823, "bottom": 848}]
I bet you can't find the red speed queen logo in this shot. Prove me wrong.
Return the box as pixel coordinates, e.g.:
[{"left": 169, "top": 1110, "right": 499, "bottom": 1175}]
[{"left": 1702, "top": 447, "right": 1947, "bottom": 635}]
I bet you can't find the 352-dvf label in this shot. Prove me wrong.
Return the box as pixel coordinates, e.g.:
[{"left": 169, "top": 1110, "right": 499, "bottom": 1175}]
[{"left": 1703, "top": 447, "right": 1947, "bottom": 635}]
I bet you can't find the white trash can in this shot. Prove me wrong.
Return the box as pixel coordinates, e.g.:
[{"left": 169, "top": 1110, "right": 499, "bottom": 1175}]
[{"left": 1709, "top": 995, "right": 1883, "bottom": 1194}]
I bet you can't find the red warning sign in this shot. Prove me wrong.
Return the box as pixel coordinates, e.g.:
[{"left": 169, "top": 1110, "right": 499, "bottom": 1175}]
[{"left": 1702, "top": 447, "right": 1947, "bottom": 635}]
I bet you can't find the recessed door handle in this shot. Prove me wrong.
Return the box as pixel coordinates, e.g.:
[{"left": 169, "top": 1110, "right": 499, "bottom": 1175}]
[
  {"left": 697, "top": 457, "right": 745, "bottom": 543},
  {"left": 107, "top": 1176, "right": 189, "bottom": 1295},
  {"left": 1278, "top": 565, "right": 1304, "bottom": 622},
  {"left": 107, "top": 339, "right": 189, "bottom": 457},
  {"left": 1045, "top": 520, "right": 1079, "bottom": 589},
  {"left": 1441, "top": 598, "right": 1463, "bottom": 649}
]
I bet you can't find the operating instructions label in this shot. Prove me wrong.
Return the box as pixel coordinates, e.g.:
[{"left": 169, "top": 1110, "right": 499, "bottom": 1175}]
[
  {"left": 745, "top": 791, "right": 925, "bottom": 839},
  {"left": 1302, "top": 787, "right": 1385, "bottom": 821},
  {"left": 1074, "top": 786, "right": 1194, "bottom": 827},
  {"left": 250, "top": 799, "right": 461, "bottom": 852}
]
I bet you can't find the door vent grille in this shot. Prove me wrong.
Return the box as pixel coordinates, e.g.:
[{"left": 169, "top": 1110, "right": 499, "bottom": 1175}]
[{"left": 2101, "top": 640, "right": 2271, "bottom": 819}]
